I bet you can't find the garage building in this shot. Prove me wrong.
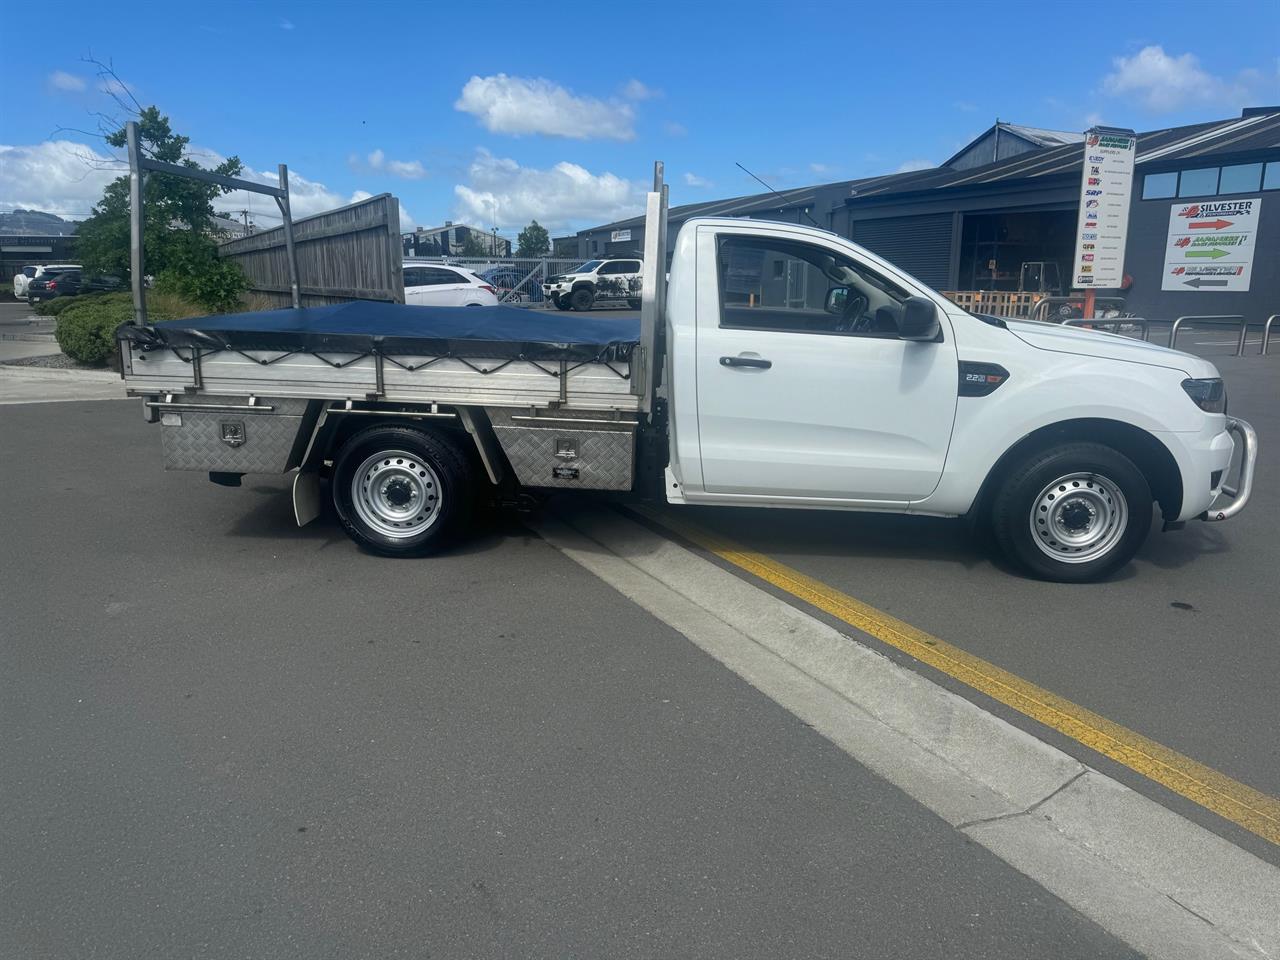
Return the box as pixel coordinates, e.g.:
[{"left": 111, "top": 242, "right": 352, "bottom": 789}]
[{"left": 574, "top": 108, "right": 1280, "bottom": 320}]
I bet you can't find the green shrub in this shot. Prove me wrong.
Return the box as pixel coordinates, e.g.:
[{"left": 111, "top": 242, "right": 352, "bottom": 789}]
[
  {"left": 37, "top": 291, "right": 131, "bottom": 318},
  {"left": 54, "top": 297, "right": 134, "bottom": 366}
]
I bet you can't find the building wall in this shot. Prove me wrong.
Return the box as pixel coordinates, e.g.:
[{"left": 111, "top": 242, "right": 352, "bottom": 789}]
[{"left": 1121, "top": 154, "right": 1280, "bottom": 321}]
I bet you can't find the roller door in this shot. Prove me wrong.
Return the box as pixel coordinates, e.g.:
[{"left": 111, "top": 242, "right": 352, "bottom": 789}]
[{"left": 852, "top": 214, "right": 953, "bottom": 289}]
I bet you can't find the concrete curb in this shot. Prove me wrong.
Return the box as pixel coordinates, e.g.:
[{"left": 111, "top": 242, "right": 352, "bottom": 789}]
[
  {"left": 535, "top": 504, "right": 1279, "bottom": 960},
  {"left": 0, "top": 364, "right": 127, "bottom": 404}
]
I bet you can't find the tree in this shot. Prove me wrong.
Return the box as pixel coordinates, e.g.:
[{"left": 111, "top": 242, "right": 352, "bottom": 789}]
[
  {"left": 75, "top": 105, "right": 246, "bottom": 311},
  {"left": 459, "top": 231, "right": 489, "bottom": 257},
  {"left": 516, "top": 220, "right": 550, "bottom": 258}
]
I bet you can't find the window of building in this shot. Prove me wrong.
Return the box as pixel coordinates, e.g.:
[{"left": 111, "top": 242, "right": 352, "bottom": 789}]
[
  {"left": 1142, "top": 172, "right": 1178, "bottom": 199},
  {"left": 716, "top": 234, "right": 911, "bottom": 339},
  {"left": 1178, "top": 167, "right": 1219, "bottom": 197},
  {"left": 1265, "top": 161, "right": 1280, "bottom": 191},
  {"left": 1219, "top": 163, "right": 1263, "bottom": 194}
]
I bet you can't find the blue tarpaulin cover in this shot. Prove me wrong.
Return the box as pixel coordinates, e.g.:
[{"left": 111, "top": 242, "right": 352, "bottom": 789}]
[{"left": 119, "top": 301, "right": 640, "bottom": 361}]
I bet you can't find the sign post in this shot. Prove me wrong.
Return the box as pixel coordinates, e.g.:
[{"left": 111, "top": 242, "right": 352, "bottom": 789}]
[
  {"left": 1161, "top": 197, "right": 1261, "bottom": 292},
  {"left": 1071, "top": 127, "right": 1136, "bottom": 307}
]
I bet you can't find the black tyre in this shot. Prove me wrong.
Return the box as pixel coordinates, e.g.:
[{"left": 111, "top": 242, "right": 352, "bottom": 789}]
[
  {"left": 627, "top": 299, "right": 641, "bottom": 310},
  {"left": 569, "top": 287, "right": 594, "bottom": 311},
  {"left": 331, "top": 425, "right": 475, "bottom": 556},
  {"left": 552, "top": 295, "right": 571, "bottom": 311},
  {"left": 990, "top": 443, "right": 1152, "bottom": 582}
]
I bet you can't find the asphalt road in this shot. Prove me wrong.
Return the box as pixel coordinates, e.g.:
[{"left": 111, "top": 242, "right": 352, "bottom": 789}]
[
  {"left": 0, "top": 401, "right": 1137, "bottom": 959},
  {"left": 667, "top": 346, "right": 1279, "bottom": 857}
]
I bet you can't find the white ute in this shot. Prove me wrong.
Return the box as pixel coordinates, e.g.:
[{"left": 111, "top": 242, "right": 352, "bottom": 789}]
[
  {"left": 543, "top": 257, "right": 643, "bottom": 311},
  {"left": 117, "top": 165, "right": 1255, "bottom": 582}
]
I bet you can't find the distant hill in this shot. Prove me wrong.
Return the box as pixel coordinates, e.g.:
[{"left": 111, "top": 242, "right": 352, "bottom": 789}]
[{"left": 0, "top": 209, "right": 78, "bottom": 236}]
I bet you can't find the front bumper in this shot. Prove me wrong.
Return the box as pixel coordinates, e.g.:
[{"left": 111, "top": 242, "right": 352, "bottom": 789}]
[{"left": 1200, "top": 417, "right": 1257, "bottom": 522}]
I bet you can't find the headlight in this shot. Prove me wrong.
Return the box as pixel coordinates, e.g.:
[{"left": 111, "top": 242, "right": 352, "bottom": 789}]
[{"left": 1180, "top": 377, "right": 1226, "bottom": 413}]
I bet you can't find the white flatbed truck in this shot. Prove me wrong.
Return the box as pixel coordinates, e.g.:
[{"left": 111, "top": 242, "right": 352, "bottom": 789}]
[{"left": 117, "top": 165, "right": 1256, "bottom": 582}]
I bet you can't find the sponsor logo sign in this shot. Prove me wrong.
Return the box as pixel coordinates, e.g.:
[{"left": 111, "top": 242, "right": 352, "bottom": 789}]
[{"left": 1072, "top": 127, "right": 1135, "bottom": 287}]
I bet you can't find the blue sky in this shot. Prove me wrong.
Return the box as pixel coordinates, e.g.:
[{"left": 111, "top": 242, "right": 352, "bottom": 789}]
[{"left": 3, "top": 0, "right": 1278, "bottom": 240}]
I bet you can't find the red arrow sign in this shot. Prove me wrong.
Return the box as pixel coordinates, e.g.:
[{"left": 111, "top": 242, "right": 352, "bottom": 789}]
[{"left": 1189, "top": 219, "right": 1233, "bottom": 230}]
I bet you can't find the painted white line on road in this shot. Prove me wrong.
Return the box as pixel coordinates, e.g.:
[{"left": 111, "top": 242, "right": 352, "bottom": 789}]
[{"left": 535, "top": 505, "right": 1279, "bottom": 960}]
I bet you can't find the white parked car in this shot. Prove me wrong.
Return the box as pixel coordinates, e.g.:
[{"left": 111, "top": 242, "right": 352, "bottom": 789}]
[
  {"left": 543, "top": 258, "right": 644, "bottom": 311},
  {"left": 403, "top": 262, "right": 499, "bottom": 307},
  {"left": 13, "top": 263, "right": 81, "bottom": 301}
]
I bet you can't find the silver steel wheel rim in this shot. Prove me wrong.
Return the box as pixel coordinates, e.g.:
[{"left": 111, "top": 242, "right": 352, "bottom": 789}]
[
  {"left": 350, "top": 449, "right": 442, "bottom": 540},
  {"left": 1029, "top": 472, "right": 1128, "bottom": 564}
]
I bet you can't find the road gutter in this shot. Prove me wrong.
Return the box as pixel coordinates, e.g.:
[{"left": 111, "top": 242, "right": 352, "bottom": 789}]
[{"left": 535, "top": 504, "right": 1279, "bottom": 960}]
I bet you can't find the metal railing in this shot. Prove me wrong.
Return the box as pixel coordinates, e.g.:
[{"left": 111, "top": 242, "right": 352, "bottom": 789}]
[
  {"left": 1027, "top": 296, "right": 1127, "bottom": 323},
  {"left": 1168, "top": 315, "right": 1246, "bottom": 355},
  {"left": 1262, "top": 314, "right": 1278, "bottom": 356},
  {"left": 407, "top": 256, "right": 588, "bottom": 304},
  {"left": 1062, "top": 317, "right": 1150, "bottom": 341}
]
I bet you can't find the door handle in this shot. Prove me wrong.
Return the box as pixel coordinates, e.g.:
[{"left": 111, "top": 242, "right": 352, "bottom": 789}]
[{"left": 720, "top": 355, "right": 772, "bottom": 369}]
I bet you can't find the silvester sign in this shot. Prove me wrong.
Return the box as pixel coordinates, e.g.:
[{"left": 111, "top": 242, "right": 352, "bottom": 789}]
[
  {"left": 1162, "top": 197, "right": 1261, "bottom": 292},
  {"left": 1071, "top": 128, "right": 1136, "bottom": 289}
]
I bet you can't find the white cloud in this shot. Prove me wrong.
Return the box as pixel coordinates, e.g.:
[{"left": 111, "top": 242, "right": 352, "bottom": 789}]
[
  {"left": 454, "top": 74, "right": 635, "bottom": 140},
  {"left": 386, "top": 159, "right": 426, "bottom": 180},
  {"left": 663, "top": 121, "right": 687, "bottom": 138},
  {"left": 809, "top": 162, "right": 830, "bottom": 174},
  {"left": 622, "top": 79, "right": 659, "bottom": 101},
  {"left": 98, "top": 75, "right": 135, "bottom": 100},
  {"left": 683, "top": 172, "right": 712, "bottom": 188},
  {"left": 953, "top": 100, "right": 978, "bottom": 112},
  {"left": 354, "top": 147, "right": 427, "bottom": 180},
  {"left": 1101, "top": 45, "right": 1266, "bottom": 113},
  {"left": 279, "top": 18, "right": 295, "bottom": 30},
  {"left": 452, "top": 149, "right": 642, "bottom": 231},
  {"left": 1, "top": 136, "right": 415, "bottom": 231},
  {"left": 895, "top": 159, "right": 934, "bottom": 173},
  {"left": 48, "top": 70, "right": 86, "bottom": 92},
  {"left": 0, "top": 140, "right": 122, "bottom": 218}
]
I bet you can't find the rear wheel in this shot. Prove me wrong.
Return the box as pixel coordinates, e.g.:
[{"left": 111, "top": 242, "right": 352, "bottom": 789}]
[
  {"left": 990, "top": 443, "right": 1152, "bottom": 582},
  {"left": 569, "top": 287, "right": 594, "bottom": 311},
  {"left": 627, "top": 298, "right": 641, "bottom": 310},
  {"left": 331, "top": 425, "right": 474, "bottom": 556}
]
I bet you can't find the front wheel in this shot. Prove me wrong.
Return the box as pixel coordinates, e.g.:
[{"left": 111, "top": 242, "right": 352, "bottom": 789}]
[
  {"left": 552, "top": 295, "right": 571, "bottom": 311},
  {"left": 331, "top": 425, "right": 475, "bottom": 556},
  {"left": 990, "top": 443, "right": 1152, "bottom": 582},
  {"left": 569, "top": 287, "right": 594, "bottom": 311}
]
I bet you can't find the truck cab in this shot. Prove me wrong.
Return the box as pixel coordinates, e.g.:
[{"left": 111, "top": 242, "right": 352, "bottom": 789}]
[{"left": 544, "top": 257, "right": 644, "bottom": 311}]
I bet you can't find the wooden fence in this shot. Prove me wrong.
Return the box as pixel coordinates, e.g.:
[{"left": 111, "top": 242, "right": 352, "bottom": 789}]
[{"left": 218, "top": 193, "right": 404, "bottom": 307}]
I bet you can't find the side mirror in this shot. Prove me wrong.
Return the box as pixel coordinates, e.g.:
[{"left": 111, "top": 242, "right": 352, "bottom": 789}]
[
  {"left": 825, "top": 286, "right": 851, "bottom": 315},
  {"left": 897, "top": 296, "right": 940, "bottom": 341}
]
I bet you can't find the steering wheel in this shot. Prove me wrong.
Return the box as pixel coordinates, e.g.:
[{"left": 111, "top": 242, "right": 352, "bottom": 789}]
[{"left": 836, "top": 292, "right": 870, "bottom": 332}]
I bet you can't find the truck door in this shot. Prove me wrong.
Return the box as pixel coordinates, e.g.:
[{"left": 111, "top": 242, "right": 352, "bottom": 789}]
[{"left": 694, "top": 226, "right": 958, "bottom": 503}]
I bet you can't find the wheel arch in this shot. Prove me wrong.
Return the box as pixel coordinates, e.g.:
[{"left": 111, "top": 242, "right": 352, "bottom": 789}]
[{"left": 970, "top": 418, "right": 1183, "bottom": 524}]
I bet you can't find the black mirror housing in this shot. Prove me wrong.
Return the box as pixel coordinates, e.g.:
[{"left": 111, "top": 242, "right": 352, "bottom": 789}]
[
  {"left": 898, "top": 296, "right": 941, "bottom": 341},
  {"left": 825, "top": 286, "right": 850, "bottom": 315}
]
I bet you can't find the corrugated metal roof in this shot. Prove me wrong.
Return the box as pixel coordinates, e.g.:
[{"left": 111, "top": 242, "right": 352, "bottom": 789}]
[
  {"left": 580, "top": 110, "right": 1280, "bottom": 235},
  {"left": 840, "top": 111, "right": 1280, "bottom": 200}
]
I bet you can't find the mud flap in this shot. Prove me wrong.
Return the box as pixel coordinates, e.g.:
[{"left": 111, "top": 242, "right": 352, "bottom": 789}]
[{"left": 292, "top": 470, "right": 322, "bottom": 527}]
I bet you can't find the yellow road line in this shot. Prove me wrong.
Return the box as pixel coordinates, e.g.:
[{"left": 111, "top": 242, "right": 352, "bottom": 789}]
[{"left": 631, "top": 505, "right": 1280, "bottom": 846}]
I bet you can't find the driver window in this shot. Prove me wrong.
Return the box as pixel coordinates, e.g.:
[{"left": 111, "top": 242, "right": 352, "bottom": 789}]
[{"left": 717, "top": 234, "right": 907, "bottom": 337}]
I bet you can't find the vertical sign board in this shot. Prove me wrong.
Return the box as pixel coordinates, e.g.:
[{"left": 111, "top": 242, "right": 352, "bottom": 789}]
[
  {"left": 1071, "top": 128, "right": 1136, "bottom": 289},
  {"left": 1162, "top": 197, "right": 1261, "bottom": 291}
]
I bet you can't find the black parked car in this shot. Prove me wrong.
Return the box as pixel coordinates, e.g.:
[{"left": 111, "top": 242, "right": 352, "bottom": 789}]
[
  {"left": 27, "top": 271, "right": 125, "bottom": 304},
  {"left": 478, "top": 266, "right": 543, "bottom": 302}
]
